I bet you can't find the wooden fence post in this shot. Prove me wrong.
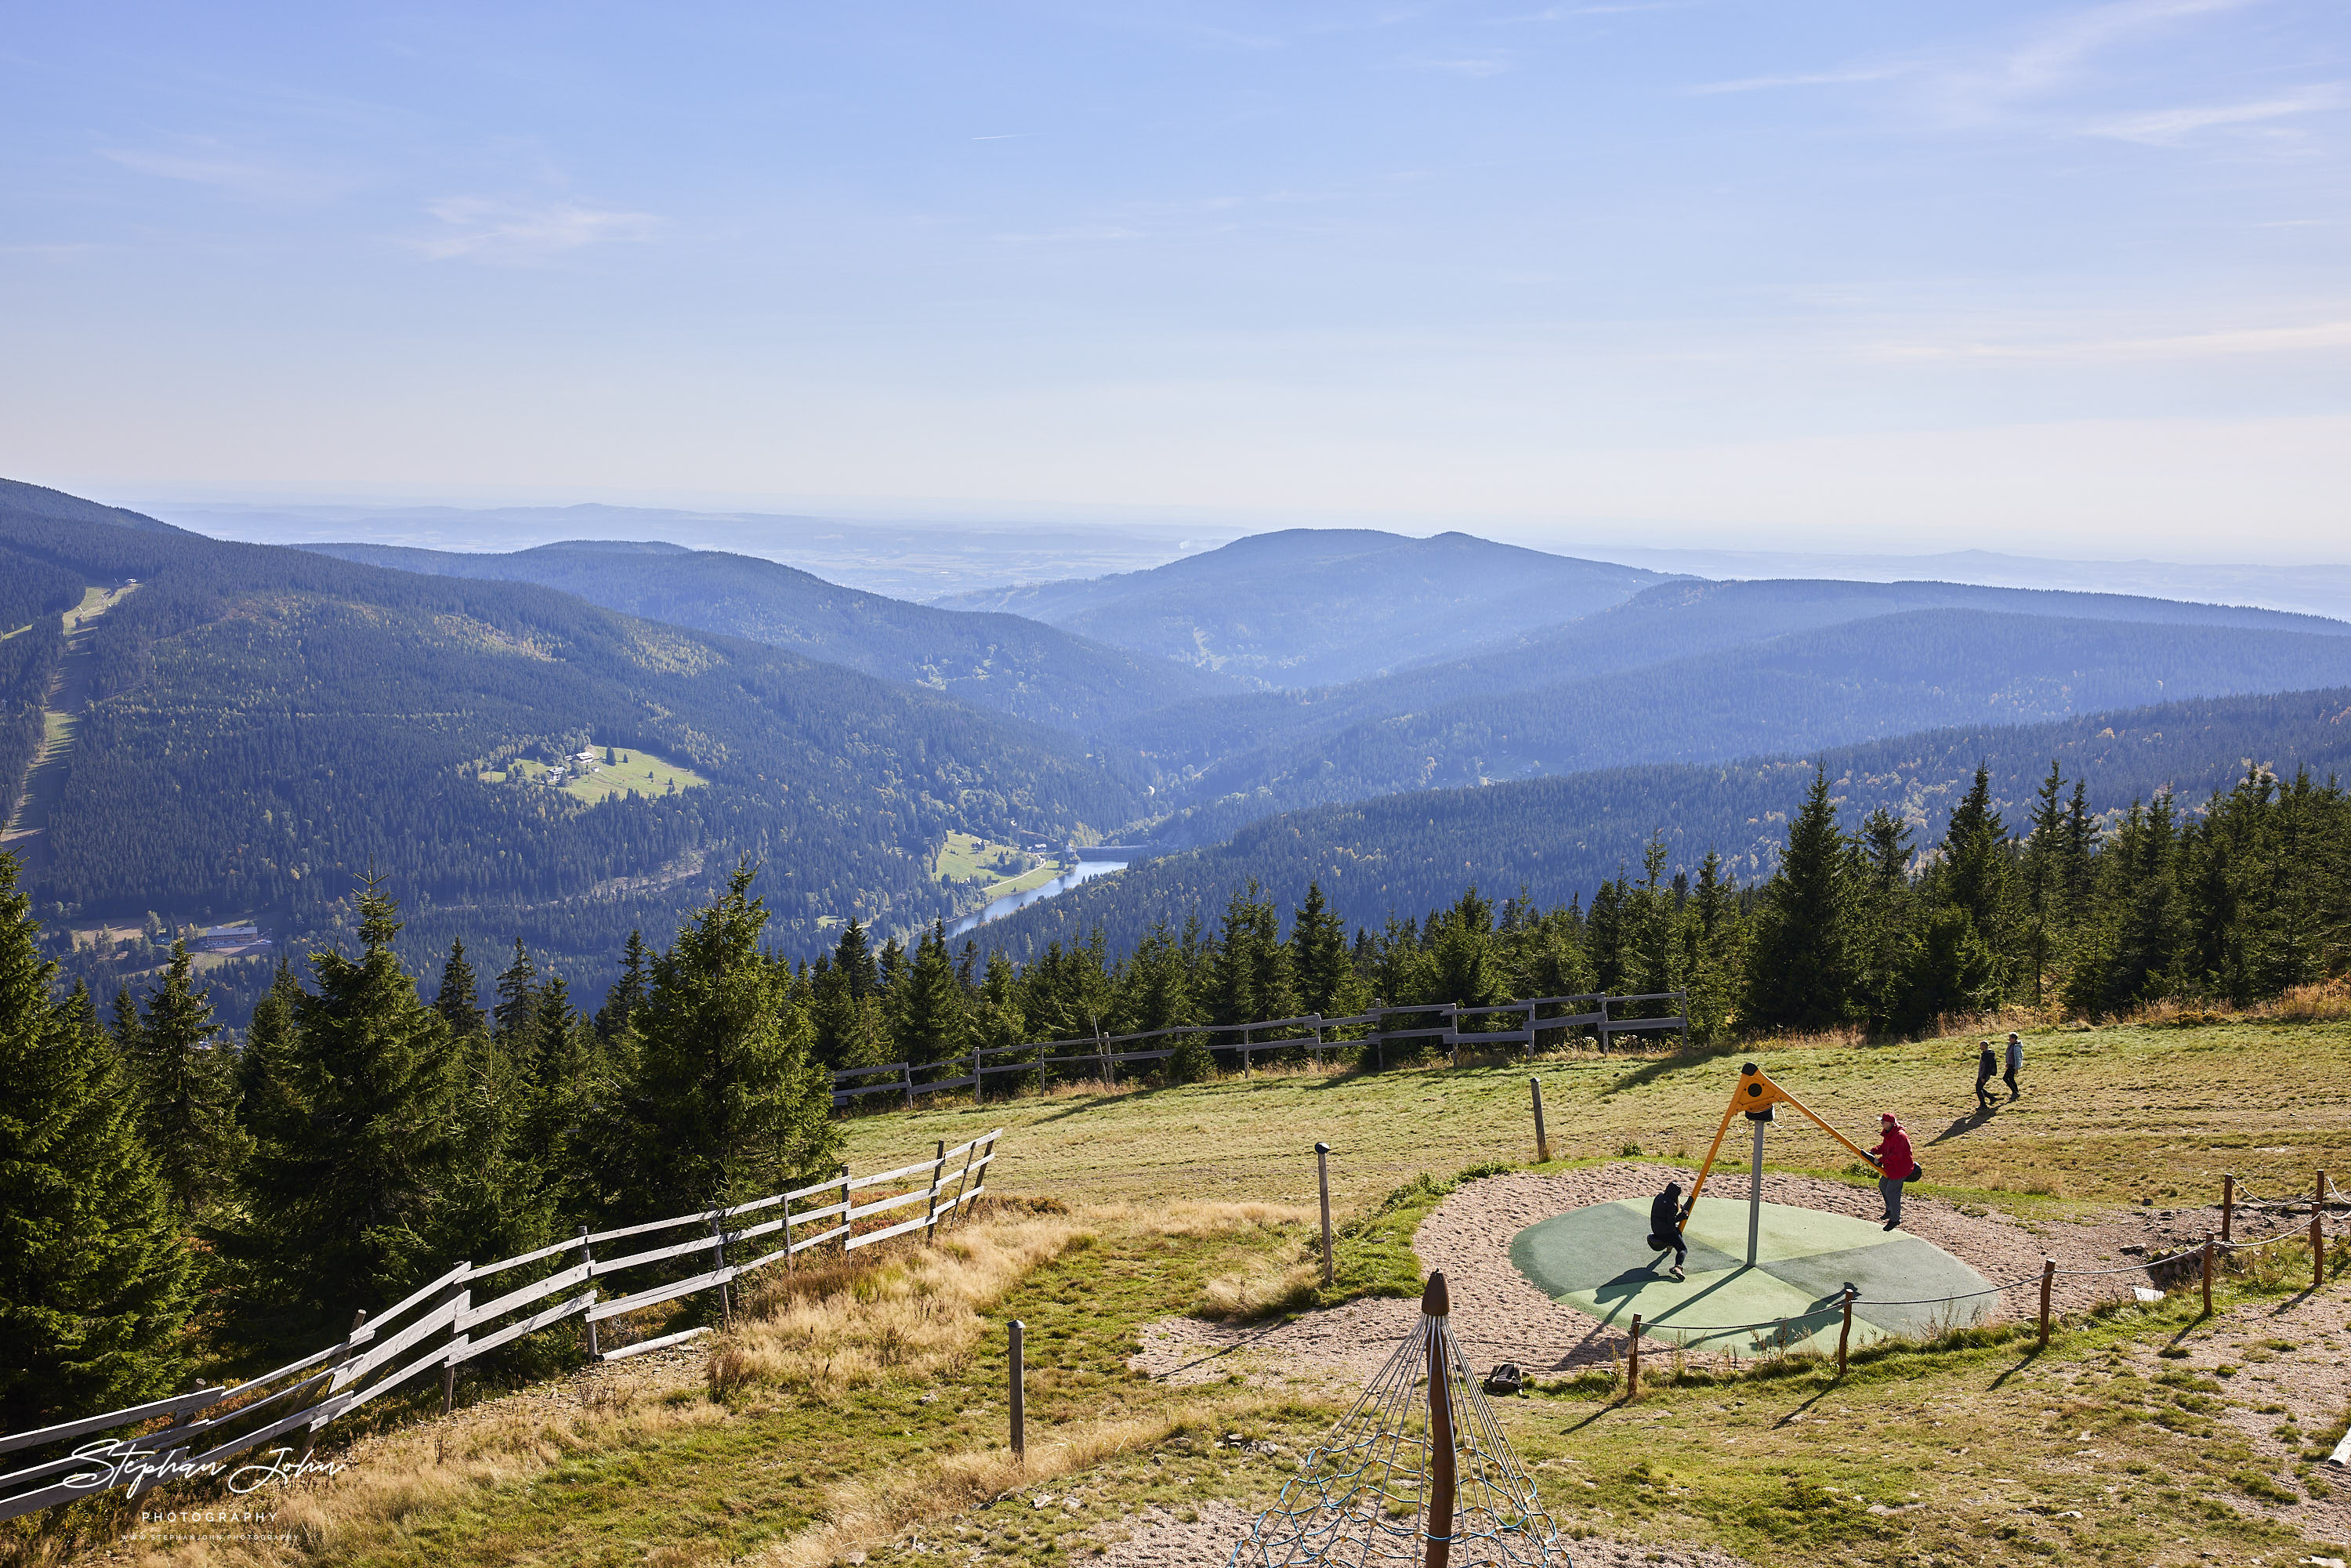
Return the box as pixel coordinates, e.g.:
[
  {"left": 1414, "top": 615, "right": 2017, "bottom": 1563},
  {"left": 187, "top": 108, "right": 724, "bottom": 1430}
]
[
  {"left": 903, "top": 1063, "right": 915, "bottom": 1110},
  {"left": 972, "top": 1041, "right": 982, "bottom": 1104},
  {"left": 1836, "top": 1287, "right": 1855, "bottom": 1375},
  {"left": 2038, "top": 1258, "right": 2055, "bottom": 1348},
  {"left": 1529, "top": 1077, "right": 1550, "bottom": 1165},
  {"left": 2221, "top": 1175, "right": 2234, "bottom": 1244},
  {"left": 1315, "top": 1143, "right": 1335, "bottom": 1287},
  {"left": 781, "top": 1193, "right": 795, "bottom": 1274},
  {"left": 1627, "top": 1314, "right": 1641, "bottom": 1398},
  {"left": 710, "top": 1217, "right": 731, "bottom": 1326},
  {"left": 2200, "top": 1237, "right": 2214, "bottom": 1317},
  {"left": 1372, "top": 1000, "right": 1384, "bottom": 1072},
  {"left": 2316, "top": 1208, "right": 2328, "bottom": 1294},
  {"left": 440, "top": 1268, "right": 472, "bottom": 1418},
  {"left": 126, "top": 1382, "right": 215, "bottom": 1501},
  {"left": 576, "top": 1227, "right": 600, "bottom": 1357},
  {"left": 839, "top": 1164, "right": 853, "bottom": 1258},
  {"left": 1009, "top": 1320, "right": 1026, "bottom": 1461},
  {"left": 925, "top": 1139, "right": 946, "bottom": 1243}
]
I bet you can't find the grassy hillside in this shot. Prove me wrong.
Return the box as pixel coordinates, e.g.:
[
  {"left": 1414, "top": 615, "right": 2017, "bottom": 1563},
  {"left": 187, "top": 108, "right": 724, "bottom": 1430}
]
[
  {"left": 0, "top": 484, "right": 1144, "bottom": 997},
  {"left": 971, "top": 684, "right": 2351, "bottom": 962},
  {"left": 81, "top": 1016, "right": 2349, "bottom": 1568},
  {"left": 939, "top": 529, "right": 1675, "bottom": 689},
  {"left": 302, "top": 539, "right": 1238, "bottom": 735},
  {"left": 1143, "top": 607, "right": 2351, "bottom": 844}
]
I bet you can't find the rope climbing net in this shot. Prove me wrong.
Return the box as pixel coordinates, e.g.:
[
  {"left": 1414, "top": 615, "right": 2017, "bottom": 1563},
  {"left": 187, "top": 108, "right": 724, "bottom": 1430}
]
[{"left": 1227, "top": 1273, "right": 1565, "bottom": 1566}]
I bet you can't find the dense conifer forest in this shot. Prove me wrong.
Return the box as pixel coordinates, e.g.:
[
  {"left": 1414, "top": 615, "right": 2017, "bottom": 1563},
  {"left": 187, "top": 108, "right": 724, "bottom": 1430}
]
[
  {"left": 6, "top": 717, "right": 2343, "bottom": 1432},
  {"left": 302, "top": 538, "right": 1237, "bottom": 735},
  {"left": 0, "top": 483, "right": 1145, "bottom": 1001}
]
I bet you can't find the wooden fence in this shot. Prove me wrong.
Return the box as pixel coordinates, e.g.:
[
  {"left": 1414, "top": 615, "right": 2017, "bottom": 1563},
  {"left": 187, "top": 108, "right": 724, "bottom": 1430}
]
[
  {"left": 0, "top": 1130, "right": 1000, "bottom": 1524},
  {"left": 831, "top": 991, "right": 1687, "bottom": 1108}
]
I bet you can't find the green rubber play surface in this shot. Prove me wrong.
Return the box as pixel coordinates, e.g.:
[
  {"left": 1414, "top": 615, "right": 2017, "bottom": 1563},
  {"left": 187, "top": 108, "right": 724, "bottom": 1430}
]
[{"left": 1509, "top": 1197, "right": 1994, "bottom": 1356}]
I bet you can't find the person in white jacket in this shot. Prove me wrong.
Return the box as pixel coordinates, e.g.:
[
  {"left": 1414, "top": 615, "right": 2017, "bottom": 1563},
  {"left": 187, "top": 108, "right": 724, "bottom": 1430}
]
[{"left": 2003, "top": 1032, "right": 2023, "bottom": 1099}]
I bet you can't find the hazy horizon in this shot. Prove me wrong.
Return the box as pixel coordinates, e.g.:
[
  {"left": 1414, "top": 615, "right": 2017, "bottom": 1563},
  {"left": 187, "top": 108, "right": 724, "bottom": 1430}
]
[{"left": 9, "top": 2, "right": 2348, "bottom": 559}]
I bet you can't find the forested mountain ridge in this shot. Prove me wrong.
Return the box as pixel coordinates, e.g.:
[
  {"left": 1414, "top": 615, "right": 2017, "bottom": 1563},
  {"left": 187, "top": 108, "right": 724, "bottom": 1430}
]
[
  {"left": 969, "top": 683, "right": 2351, "bottom": 965},
  {"left": 1139, "top": 607, "right": 2351, "bottom": 847},
  {"left": 1099, "top": 574, "right": 2351, "bottom": 780},
  {"left": 936, "top": 528, "right": 1677, "bottom": 688},
  {"left": 0, "top": 485, "right": 1146, "bottom": 999},
  {"left": 299, "top": 538, "right": 1238, "bottom": 735}
]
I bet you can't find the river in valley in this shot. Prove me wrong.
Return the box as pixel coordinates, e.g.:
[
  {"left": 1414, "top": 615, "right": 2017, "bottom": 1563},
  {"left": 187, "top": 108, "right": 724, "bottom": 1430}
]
[{"left": 947, "top": 859, "right": 1128, "bottom": 938}]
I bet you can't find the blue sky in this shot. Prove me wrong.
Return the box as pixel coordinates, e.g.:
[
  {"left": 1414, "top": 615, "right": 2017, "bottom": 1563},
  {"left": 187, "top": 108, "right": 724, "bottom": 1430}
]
[{"left": 4, "top": 2, "right": 2346, "bottom": 556}]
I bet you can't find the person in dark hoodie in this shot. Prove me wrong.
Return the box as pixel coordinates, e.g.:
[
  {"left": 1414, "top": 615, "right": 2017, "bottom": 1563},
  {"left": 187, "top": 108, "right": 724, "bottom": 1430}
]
[
  {"left": 1974, "top": 1041, "right": 1998, "bottom": 1110},
  {"left": 1647, "top": 1182, "right": 1688, "bottom": 1281}
]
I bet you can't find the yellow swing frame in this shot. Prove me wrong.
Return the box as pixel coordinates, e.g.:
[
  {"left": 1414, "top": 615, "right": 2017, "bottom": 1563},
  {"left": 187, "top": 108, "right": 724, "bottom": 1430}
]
[{"left": 1680, "top": 1061, "right": 1882, "bottom": 1222}]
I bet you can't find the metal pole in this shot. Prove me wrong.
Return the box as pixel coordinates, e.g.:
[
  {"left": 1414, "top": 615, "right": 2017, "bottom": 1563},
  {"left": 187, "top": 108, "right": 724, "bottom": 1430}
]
[
  {"left": 1746, "top": 1114, "right": 1768, "bottom": 1268},
  {"left": 1316, "top": 1143, "right": 1335, "bottom": 1287},
  {"left": 1009, "top": 1320, "right": 1026, "bottom": 1460},
  {"left": 1529, "top": 1077, "right": 1550, "bottom": 1164}
]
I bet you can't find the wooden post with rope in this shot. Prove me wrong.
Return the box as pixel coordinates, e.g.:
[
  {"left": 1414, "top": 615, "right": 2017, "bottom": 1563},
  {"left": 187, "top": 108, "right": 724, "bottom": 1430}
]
[
  {"left": 1835, "top": 1288, "right": 1855, "bottom": 1375},
  {"left": 1529, "top": 1077, "right": 1550, "bottom": 1165},
  {"left": 1423, "top": 1273, "right": 1455, "bottom": 1568},
  {"left": 2221, "top": 1175, "right": 2234, "bottom": 1244},
  {"left": 2038, "top": 1258, "right": 2056, "bottom": 1348},
  {"left": 2200, "top": 1237, "right": 2213, "bottom": 1317},
  {"left": 1627, "top": 1313, "right": 1642, "bottom": 1399}
]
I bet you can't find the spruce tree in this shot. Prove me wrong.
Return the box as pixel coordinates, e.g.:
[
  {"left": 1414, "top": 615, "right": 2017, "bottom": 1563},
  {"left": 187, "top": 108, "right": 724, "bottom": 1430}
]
[
  {"left": 619, "top": 865, "right": 840, "bottom": 1215},
  {"left": 492, "top": 939, "right": 541, "bottom": 1062},
  {"left": 435, "top": 937, "right": 486, "bottom": 1037},
  {"left": 0, "top": 863, "right": 193, "bottom": 1433},
  {"left": 1288, "top": 882, "right": 1352, "bottom": 1017},
  {"left": 596, "top": 929, "right": 650, "bottom": 1043},
  {"left": 236, "top": 876, "right": 456, "bottom": 1337},
  {"left": 891, "top": 922, "right": 969, "bottom": 1075},
  {"left": 1742, "top": 771, "right": 1853, "bottom": 1031},
  {"left": 132, "top": 940, "right": 250, "bottom": 1223}
]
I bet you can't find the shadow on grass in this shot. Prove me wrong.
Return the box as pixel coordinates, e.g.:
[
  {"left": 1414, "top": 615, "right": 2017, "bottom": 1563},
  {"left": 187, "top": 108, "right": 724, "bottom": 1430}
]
[{"left": 1603, "top": 1044, "right": 1743, "bottom": 1097}]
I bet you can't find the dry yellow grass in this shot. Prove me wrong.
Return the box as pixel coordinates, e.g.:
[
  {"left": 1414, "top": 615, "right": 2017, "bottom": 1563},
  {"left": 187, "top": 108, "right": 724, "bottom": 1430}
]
[
  {"left": 80, "top": 1371, "right": 723, "bottom": 1568},
  {"left": 711, "top": 1208, "right": 1092, "bottom": 1400}
]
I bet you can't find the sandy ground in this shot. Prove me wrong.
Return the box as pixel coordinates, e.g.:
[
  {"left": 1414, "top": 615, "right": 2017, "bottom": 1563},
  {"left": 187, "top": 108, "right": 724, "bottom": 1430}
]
[
  {"left": 1131, "top": 1163, "right": 2319, "bottom": 1389},
  {"left": 1084, "top": 1497, "right": 1751, "bottom": 1567}
]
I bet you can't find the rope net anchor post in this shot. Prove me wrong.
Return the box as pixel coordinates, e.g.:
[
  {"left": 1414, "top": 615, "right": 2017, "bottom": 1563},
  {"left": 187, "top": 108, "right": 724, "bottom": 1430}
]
[{"left": 1226, "top": 1270, "right": 1565, "bottom": 1566}]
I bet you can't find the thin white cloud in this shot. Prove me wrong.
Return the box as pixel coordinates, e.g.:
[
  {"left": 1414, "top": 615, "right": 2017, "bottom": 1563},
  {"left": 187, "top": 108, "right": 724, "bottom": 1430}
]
[
  {"left": 101, "top": 144, "right": 348, "bottom": 202},
  {"left": 1980, "top": 0, "right": 2253, "bottom": 101},
  {"left": 1877, "top": 318, "right": 2351, "bottom": 361},
  {"left": 2087, "top": 92, "right": 2335, "bottom": 144},
  {"left": 1687, "top": 64, "right": 1906, "bottom": 95},
  {"left": 411, "top": 198, "right": 660, "bottom": 264}
]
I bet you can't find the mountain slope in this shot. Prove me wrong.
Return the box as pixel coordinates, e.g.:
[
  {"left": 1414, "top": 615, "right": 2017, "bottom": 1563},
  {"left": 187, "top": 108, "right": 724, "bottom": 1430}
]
[
  {"left": 937, "top": 529, "right": 1676, "bottom": 688},
  {"left": 969, "top": 685, "right": 2351, "bottom": 964},
  {"left": 0, "top": 485, "right": 1144, "bottom": 985},
  {"left": 1144, "top": 607, "right": 2351, "bottom": 846},
  {"left": 300, "top": 539, "right": 1237, "bottom": 735}
]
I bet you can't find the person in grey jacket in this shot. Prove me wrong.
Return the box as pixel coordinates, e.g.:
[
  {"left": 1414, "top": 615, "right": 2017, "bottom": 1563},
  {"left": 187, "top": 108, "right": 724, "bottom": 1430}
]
[{"left": 2004, "top": 1032, "right": 2023, "bottom": 1099}]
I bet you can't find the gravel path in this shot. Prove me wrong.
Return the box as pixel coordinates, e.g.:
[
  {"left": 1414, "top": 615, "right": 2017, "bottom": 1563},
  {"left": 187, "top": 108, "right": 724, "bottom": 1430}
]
[
  {"left": 1132, "top": 1162, "right": 2222, "bottom": 1388},
  {"left": 1085, "top": 1498, "right": 1751, "bottom": 1567}
]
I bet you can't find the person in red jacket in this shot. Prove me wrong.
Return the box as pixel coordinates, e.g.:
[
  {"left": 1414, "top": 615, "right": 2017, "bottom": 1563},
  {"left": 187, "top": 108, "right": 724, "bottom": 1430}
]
[{"left": 1871, "top": 1113, "right": 1914, "bottom": 1230}]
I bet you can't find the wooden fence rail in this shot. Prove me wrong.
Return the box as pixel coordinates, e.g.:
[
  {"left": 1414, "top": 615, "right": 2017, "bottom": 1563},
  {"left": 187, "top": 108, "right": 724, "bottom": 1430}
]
[
  {"left": 0, "top": 1129, "right": 1002, "bottom": 1524},
  {"left": 831, "top": 991, "right": 1688, "bottom": 1108}
]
